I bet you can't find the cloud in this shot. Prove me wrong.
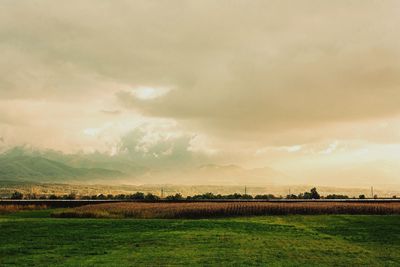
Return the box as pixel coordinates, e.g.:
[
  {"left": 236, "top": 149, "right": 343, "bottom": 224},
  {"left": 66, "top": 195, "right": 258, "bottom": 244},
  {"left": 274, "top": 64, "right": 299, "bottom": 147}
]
[{"left": 1, "top": 1, "right": 400, "bottom": 185}]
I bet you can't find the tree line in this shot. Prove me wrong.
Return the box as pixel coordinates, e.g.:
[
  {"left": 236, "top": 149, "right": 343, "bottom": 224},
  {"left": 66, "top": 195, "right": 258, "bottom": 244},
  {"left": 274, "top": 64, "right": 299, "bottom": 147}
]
[{"left": 7, "top": 188, "right": 394, "bottom": 200}]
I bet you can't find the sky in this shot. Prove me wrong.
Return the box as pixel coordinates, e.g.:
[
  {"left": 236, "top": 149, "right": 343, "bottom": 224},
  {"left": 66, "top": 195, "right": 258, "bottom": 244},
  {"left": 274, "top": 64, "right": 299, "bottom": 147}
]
[{"left": 1, "top": 0, "right": 400, "bottom": 186}]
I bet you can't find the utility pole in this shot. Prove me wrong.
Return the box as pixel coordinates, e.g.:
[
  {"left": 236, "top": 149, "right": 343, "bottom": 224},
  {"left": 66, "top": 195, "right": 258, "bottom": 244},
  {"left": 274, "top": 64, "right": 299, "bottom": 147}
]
[
  {"left": 371, "top": 186, "right": 374, "bottom": 199},
  {"left": 161, "top": 188, "right": 164, "bottom": 199},
  {"left": 244, "top": 186, "right": 247, "bottom": 195}
]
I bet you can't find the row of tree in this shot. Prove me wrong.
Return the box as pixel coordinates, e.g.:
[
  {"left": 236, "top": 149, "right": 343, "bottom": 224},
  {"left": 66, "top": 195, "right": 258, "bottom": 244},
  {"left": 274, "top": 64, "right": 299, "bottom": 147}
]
[{"left": 8, "top": 188, "right": 393, "bottom": 200}]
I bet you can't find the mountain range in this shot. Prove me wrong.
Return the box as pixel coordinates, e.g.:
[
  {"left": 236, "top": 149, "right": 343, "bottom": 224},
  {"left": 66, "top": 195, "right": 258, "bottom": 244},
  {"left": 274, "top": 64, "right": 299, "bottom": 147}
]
[
  {"left": 0, "top": 147, "right": 282, "bottom": 185},
  {"left": 0, "top": 155, "right": 124, "bottom": 183}
]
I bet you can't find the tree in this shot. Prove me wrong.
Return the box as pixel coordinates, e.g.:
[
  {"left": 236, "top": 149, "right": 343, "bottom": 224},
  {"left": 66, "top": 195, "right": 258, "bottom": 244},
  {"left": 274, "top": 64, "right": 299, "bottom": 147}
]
[
  {"left": 255, "top": 194, "right": 276, "bottom": 200},
  {"left": 166, "top": 193, "right": 183, "bottom": 201},
  {"left": 11, "top": 191, "right": 23, "bottom": 199},
  {"left": 302, "top": 192, "right": 312, "bottom": 199},
  {"left": 241, "top": 194, "right": 254, "bottom": 199},
  {"left": 359, "top": 194, "right": 366, "bottom": 199},
  {"left": 326, "top": 194, "right": 349, "bottom": 199},
  {"left": 97, "top": 194, "right": 107, "bottom": 200},
  {"left": 310, "top": 187, "right": 320, "bottom": 199},
  {"left": 129, "top": 192, "right": 145, "bottom": 200},
  {"left": 65, "top": 193, "right": 76, "bottom": 200},
  {"left": 144, "top": 193, "right": 160, "bottom": 201},
  {"left": 114, "top": 194, "right": 126, "bottom": 200}
]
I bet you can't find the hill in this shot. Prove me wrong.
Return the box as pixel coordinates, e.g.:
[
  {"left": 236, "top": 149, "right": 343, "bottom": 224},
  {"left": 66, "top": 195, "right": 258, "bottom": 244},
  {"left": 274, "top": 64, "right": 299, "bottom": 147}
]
[{"left": 0, "top": 155, "right": 124, "bottom": 182}]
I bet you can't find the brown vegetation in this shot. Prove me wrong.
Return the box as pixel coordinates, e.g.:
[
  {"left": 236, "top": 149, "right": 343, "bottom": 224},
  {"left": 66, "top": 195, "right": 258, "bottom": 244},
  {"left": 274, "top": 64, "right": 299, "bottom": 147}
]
[
  {"left": 0, "top": 204, "right": 47, "bottom": 214},
  {"left": 52, "top": 202, "right": 400, "bottom": 219}
]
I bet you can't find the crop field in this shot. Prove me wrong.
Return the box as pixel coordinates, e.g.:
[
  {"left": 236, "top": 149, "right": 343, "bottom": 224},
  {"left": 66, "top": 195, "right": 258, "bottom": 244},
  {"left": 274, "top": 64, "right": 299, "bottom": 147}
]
[
  {"left": 53, "top": 201, "right": 400, "bottom": 219},
  {"left": 0, "top": 208, "right": 399, "bottom": 266},
  {"left": 0, "top": 204, "right": 47, "bottom": 215}
]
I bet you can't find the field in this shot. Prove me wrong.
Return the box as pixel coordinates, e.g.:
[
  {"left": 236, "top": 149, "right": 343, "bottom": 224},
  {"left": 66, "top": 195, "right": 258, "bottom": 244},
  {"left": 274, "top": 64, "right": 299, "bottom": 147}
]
[
  {"left": 0, "top": 204, "right": 47, "bottom": 215},
  {"left": 53, "top": 201, "right": 400, "bottom": 219},
  {"left": 1, "top": 206, "right": 400, "bottom": 266}
]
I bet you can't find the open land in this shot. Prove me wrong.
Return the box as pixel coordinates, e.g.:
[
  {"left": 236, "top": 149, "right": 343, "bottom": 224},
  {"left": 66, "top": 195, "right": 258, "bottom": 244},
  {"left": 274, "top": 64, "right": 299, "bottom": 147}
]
[{"left": 1, "top": 203, "right": 400, "bottom": 266}]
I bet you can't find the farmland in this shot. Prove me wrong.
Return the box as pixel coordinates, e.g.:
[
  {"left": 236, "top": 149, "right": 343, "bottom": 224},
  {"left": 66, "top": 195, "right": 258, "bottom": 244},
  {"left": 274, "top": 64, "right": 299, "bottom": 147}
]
[
  {"left": 1, "top": 205, "right": 400, "bottom": 266},
  {"left": 53, "top": 201, "right": 400, "bottom": 219},
  {"left": 0, "top": 204, "right": 47, "bottom": 215}
]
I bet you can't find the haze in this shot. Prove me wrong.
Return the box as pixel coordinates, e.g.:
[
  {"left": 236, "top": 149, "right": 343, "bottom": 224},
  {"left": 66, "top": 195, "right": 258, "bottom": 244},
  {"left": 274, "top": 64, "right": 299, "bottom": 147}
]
[{"left": 1, "top": 0, "right": 400, "bottom": 187}]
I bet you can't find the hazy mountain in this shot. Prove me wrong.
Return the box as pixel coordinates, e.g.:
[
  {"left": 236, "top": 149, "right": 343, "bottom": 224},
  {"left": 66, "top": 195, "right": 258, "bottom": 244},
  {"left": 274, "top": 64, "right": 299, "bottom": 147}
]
[
  {"left": 193, "top": 164, "right": 284, "bottom": 185},
  {"left": 125, "top": 164, "right": 284, "bottom": 186},
  {"left": 0, "top": 147, "right": 285, "bottom": 185},
  {"left": 1, "top": 146, "right": 147, "bottom": 174},
  {"left": 0, "top": 155, "right": 124, "bottom": 182}
]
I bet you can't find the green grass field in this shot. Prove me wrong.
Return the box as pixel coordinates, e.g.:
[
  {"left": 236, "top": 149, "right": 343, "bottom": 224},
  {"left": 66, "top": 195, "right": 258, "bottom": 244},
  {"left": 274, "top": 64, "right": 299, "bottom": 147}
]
[{"left": 1, "top": 210, "right": 399, "bottom": 266}]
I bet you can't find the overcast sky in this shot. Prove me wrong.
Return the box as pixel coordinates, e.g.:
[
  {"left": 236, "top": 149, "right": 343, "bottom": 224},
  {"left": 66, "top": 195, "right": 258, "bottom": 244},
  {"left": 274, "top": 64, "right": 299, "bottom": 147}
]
[{"left": 1, "top": 0, "right": 400, "bottom": 185}]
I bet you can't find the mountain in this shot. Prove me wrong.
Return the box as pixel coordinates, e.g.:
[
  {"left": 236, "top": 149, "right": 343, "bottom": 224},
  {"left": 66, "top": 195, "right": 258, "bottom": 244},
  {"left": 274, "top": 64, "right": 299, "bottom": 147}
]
[
  {"left": 127, "top": 164, "right": 283, "bottom": 185},
  {"left": 193, "top": 164, "right": 283, "bottom": 185},
  {"left": 1, "top": 146, "right": 147, "bottom": 175},
  {"left": 0, "top": 147, "right": 285, "bottom": 185},
  {"left": 0, "top": 155, "right": 124, "bottom": 182}
]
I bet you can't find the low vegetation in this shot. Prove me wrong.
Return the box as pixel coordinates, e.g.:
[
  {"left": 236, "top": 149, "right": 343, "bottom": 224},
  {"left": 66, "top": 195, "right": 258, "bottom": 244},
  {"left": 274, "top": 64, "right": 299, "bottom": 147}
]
[
  {"left": 52, "top": 202, "right": 400, "bottom": 219},
  {"left": 2, "top": 210, "right": 399, "bottom": 266},
  {"left": 0, "top": 204, "right": 47, "bottom": 214}
]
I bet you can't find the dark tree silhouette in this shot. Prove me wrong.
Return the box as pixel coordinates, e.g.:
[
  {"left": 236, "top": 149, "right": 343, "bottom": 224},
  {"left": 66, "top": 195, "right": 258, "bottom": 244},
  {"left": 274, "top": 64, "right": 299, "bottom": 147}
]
[
  {"left": 310, "top": 188, "right": 320, "bottom": 199},
  {"left": 11, "top": 191, "right": 23, "bottom": 199}
]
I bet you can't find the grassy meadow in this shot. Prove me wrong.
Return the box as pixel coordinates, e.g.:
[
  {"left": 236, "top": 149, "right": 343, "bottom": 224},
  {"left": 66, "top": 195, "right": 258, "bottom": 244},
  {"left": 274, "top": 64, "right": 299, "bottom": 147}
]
[{"left": 1, "top": 208, "right": 400, "bottom": 266}]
